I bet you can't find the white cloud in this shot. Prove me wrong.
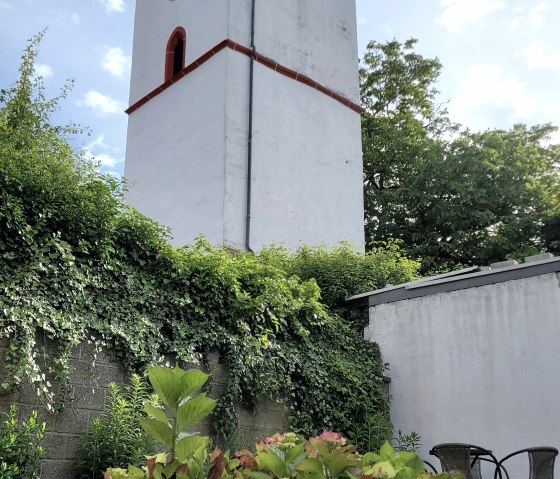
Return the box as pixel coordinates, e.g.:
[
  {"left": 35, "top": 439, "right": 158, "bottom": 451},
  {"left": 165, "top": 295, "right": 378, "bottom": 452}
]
[
  {"left": 71, "top": 13, "right": 81, "bottom": 25},
  {"left": 0, "top": 0, "right": 13, "bottom": 10},
  {"left": 541, "top": 128, "right": 560, "bottom": 147},
  {"left": 79, "top": 90, "right": 125, "bottom": 116},
  {"left": 95, "top": 153, "right": 122, "bottom": 169},
  {"left": 452, "top": 64, "right": 537, "bottom": 121},
  {"left": 97, "top": 0, "right": 125, "bottom": 14},
  {"left": 102, "top": 47, "right": 131, "bottom": 78},
  {"left": 517, "top": 43, "right": 560, "bottom": 70},
  {"left": 34, "top": 63, "right": 53, "bottom": 78},
  {"left": 528, "top": 2, "right": 549, "bottom": 27},
  {"left": 83, "top": 134, "right": 123, "bottom": 172},
  {"left": 437, "top": 0, "right": 506, "bottom": 32}
]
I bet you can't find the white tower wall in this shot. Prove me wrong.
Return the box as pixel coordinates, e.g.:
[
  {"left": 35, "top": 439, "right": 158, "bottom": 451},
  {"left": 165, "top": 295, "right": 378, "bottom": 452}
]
[{"left": 125, "top": 0, "right": 364, "bottom": 249}]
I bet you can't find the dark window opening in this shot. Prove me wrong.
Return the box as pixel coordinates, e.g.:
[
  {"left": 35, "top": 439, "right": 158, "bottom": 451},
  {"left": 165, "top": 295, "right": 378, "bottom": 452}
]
[{"left": 173, "top": 38, "right": 184, "bottom": 76}]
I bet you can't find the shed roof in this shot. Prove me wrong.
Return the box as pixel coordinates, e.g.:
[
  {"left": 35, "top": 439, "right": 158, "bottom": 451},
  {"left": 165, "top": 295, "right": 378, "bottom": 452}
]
[{"left": 346, "top": 255, "right": 560, "bottom": 308}]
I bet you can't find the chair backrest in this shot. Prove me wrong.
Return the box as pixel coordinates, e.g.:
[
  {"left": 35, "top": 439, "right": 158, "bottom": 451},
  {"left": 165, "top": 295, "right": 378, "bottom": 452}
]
[
  {"left": 528, "top": 448, "right": 558, "bottom": 479},
  {"left": 497, "top": 446, "right": 558, "bottom": 479},
  {"left": 430, "top": 444, "right": 480, "bottom": 479}
]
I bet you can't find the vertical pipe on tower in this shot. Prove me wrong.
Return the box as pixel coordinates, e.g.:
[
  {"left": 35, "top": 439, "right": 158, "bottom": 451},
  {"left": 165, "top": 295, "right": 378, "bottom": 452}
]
[{"left": 245, "top": 0, "right": 256, "bottom": 253}]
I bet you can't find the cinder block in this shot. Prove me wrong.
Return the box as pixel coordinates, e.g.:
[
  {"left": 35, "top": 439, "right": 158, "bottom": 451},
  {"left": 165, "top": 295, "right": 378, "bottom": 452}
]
[
  {"left": 69, "top": 361, "right": 123, "bottom": 388},
  {"left": 49, "top": 407, "right": 90, "bottom": 434},
  {"left": 80, "top": 342, "right": 113, "bottom": 364},
  {"left": 44, "top": 432, "right": 82, "bottom": 460},
  {"left": 41, "top": 460, "right": 76, "bottom": 479},
  {"left": 72, "top": 384, "right": 106, "bottom": 411}
]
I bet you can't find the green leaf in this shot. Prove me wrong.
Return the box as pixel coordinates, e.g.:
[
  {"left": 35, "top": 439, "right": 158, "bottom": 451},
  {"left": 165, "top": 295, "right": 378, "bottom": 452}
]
[
  {"left": 163, "top": 460, "right": 180, "bottom": 478},
  {"left": 380, "top": 441, "right": 396, "bottom": 460},
  {"left": 144, "top": 404, "right": 169, "bottom": 426},
  {"left": 256, "top": 449, "right": 286, "bottom": 478},
  {"left": 176, "top": 393, "right": 217, "bottom": 431},
  {"left": 127, "top": 465, "right": 147, "bottom": 479},
  {"left": 245, "top": 471, "right": 277, "bottom": 479},
  {"left": 140, "top": 418, "right": 173, "bottom": 449},
  {"left": 175, "top": 435, "right": 210, "bottom": 463},
  {"left": 370, "top": 461, "right": 396, "bottom": 478},
  {"left": 148, "top": 367, "right": 186, "bottom": 410},
  {"left": 295, "top": 457, "right": 324, "bottom": 478},
  {"left": 179, "top": 369, "right": 210, "bottom": 401}
]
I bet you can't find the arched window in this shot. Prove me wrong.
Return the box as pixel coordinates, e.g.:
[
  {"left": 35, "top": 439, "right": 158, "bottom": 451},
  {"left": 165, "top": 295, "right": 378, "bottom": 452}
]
[{"left": 165, "top": 27, "right": 186, "bottom": 81}]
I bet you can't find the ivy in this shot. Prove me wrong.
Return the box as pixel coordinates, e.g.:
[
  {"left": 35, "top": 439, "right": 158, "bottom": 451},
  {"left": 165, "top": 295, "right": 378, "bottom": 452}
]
[{"left": 0, "top": 36, "right": 418, "bottom": 443}]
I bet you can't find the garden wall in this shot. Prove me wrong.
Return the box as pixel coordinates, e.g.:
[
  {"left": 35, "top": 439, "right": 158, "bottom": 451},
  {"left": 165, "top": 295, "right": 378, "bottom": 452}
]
[{"left": 0, "top": 338, "right": 287, "bottom": 479}]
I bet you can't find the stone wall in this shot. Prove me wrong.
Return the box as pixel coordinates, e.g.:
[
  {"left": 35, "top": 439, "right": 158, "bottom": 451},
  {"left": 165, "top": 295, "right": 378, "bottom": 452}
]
[{"left": 0, "top": 339, "right": 287, "bottom": 479}]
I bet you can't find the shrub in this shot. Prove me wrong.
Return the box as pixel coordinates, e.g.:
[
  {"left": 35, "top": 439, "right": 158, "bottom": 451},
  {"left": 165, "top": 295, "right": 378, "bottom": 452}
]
[
  {"left": 0, "top": 404, "right": 46, "bottom": 479},
  {"left": 259, "top": 242, "right": 419, "bottom": 329},
  {"left": 75, "top": 375, "right": 158, "bottom": 479}
]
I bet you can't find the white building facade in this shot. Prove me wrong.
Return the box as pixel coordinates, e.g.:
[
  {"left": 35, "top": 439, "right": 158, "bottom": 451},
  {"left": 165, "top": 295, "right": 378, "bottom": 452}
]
[
  {"left": 349, "top": 256, "right": 560, "bottom": 477},
  {"left": 124, "top": 0, "right": 364, "bottom": 249}
]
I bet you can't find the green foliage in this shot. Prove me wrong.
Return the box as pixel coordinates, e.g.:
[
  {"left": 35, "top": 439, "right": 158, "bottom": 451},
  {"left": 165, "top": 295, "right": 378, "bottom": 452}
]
[
  {"left": 392, "top": 432, "right": 422, "bottom": 453},
  {"left": 349, "top": 410, "right": 393, "bottom": 454},
  {"left": 259, "top": 242, "right": 419, "bottom": 329},
  {"left": 362, "top": 441, "right": 446, "bottom": 479},
  {"left": 0, "top": 404, "right": 46, "bottom": 479},
  {"left": 141, "top": 366, "right": 216, "bottom": 469},
  {"left": 107, "top": 432, "right": 444, "bottom": 479},
  {"left": 107, "top": 367, "right": 218, "bottom": 479},
  {"left": 75, "top": 374, "right": 158, "bottom": 479},
  {"left": 361, "top": 39, "right": 560, "bottom": 274}
]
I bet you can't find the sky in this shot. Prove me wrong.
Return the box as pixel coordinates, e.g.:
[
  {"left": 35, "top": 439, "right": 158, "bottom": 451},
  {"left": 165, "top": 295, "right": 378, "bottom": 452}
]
[{"left": 1, "top": 0, "right": 559, "bottom": 177}]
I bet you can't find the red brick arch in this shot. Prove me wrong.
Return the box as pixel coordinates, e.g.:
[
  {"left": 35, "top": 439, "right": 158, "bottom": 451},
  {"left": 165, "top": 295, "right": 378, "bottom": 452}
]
[{"left": 165, "top": 26, "right": 186, "bottom": 81}]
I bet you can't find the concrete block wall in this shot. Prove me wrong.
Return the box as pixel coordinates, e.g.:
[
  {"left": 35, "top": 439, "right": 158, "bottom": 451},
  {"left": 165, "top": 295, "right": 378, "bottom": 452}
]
[{"left": 0, "top": 340, "right": 287, "bottom": 479}]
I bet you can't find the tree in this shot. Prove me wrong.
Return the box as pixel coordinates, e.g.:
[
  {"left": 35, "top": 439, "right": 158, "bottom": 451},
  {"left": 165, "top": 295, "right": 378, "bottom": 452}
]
[{"left": 361, "top": 39, "right": 560, "bottom": 273}]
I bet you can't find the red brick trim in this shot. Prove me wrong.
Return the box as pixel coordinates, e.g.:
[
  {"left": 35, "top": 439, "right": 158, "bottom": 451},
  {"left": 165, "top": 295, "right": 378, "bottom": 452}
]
[{"left": 126, "top": 39, "right": 364, "bottom": 115}]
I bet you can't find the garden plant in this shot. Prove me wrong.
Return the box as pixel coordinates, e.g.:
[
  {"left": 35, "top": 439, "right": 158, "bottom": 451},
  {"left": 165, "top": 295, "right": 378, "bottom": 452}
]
[{"left": 105, "top": 366, "right": 448, "bottom": 479}]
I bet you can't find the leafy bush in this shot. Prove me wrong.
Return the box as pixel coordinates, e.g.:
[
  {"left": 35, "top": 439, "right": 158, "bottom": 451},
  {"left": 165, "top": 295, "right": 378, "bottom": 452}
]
[
  {"left": 260, "top": 242, "right": 419, "bottom": 329},
  {"left": 0, "top": 404, "right": 46, "bottom": 479},
  {"left": 349, "top": 409, "right": 393, "bottom": 454},
  {"left": 108, "top": 425, "right": 445, "bottom": 479},
  {"left": 75, "top": 375, "right": 158, "bottom": 479},
  {"left": 106, "top": 371, "right": 439, "bottom": 479}
]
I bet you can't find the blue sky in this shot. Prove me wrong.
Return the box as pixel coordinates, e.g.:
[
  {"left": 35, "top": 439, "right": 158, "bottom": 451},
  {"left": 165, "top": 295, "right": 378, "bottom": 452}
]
[{"left": 1, "top": 0, "right": 559, "bottom": 177}]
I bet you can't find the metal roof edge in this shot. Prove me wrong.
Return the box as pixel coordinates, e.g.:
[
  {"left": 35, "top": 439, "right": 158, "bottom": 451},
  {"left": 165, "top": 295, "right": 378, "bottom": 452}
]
[{"left": 346, "top": 256, "right": 560, "bottom": 307}]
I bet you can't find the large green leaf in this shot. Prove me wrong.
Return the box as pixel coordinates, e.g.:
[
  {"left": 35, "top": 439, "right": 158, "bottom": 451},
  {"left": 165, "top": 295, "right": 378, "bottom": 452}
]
[
  {"left": 126, "top": 465, "right": 147, "bottom": 479},
  {"left": 256, "top": 449, "right": 287, "bottom": 479},
  {"left": 140, "top": 418, "right": 173, "bottom": 449},
  {"left": 175, "top": 435, "right": 210, "bottom": 463},
  {"left": 178, "top": 369, "right": 210, "bottom": 401},
  {"left": 295, "top": 457, "right": 324, "bottom": 479},
  {"left": 176, "top": 394, "right": 217, "bottom": 431},
  {"left": 143, "top": 404, "right": 169, "bottom": 426},
  {"left": 148, "top": 367, "right": 187, "bottom": 410}
]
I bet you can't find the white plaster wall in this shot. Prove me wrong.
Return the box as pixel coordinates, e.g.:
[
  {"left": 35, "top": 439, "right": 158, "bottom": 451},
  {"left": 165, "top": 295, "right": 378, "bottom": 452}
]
[
  {"left": 364, "top": 274, "right": 560, "bottom": 477},
  {"left": 220, "top": 50, "right": 364, "bottom": 250},
  {"left": 229, "top": 0, "right": 360, "bottom": 102},
  {"left": 129, "top": 0, "right": 229, "bottom": 104},
  {"left": 124, "top": 58, "right": 227, "bottom": 247},
  {"left": 251, "top": 61, "right": 363, "bottom": 249}
]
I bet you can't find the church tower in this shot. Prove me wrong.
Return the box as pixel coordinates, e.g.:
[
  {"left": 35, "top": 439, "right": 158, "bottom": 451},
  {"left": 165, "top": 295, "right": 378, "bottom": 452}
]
[{"left": 124, "top": 0, "right": 364, "bottom": 250}]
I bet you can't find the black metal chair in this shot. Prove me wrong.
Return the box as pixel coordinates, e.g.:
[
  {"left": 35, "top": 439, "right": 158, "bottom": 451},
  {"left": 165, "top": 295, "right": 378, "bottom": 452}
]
[
  {"left": 495, "top": 447, "right": 558, "bottom": 479},
  {"left": 430, "top": 443, "right": 502, "bottom": 479}
]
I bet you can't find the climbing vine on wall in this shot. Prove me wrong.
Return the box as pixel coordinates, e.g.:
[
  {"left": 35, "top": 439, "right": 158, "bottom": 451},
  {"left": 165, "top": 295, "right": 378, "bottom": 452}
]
[{"left": 0, "top": 36, "right": 419, "bottom": 442}]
